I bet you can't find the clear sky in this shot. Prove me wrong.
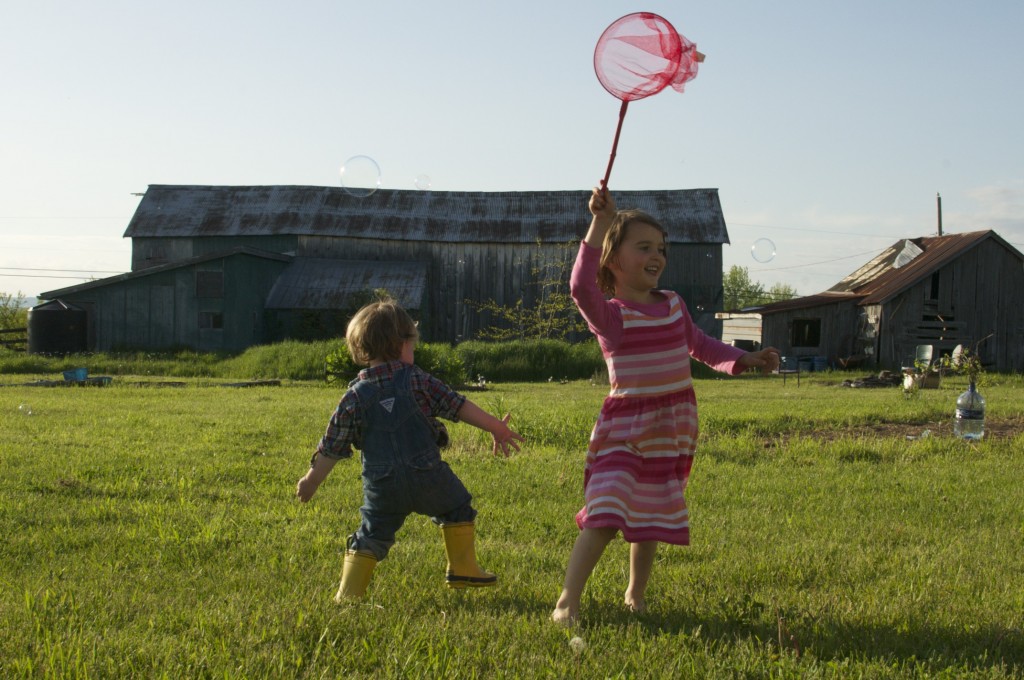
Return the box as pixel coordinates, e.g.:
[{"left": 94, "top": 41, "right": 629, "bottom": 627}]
[{"left": 3, "top": 1, "right": 1022, "bottom": 302}]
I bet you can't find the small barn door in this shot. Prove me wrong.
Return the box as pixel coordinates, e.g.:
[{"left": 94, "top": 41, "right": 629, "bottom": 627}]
[{"left": 150, "top": 286, "right": 175, "bottom": 348}]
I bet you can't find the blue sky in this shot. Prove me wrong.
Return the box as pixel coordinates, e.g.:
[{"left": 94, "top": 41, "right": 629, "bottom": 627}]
[{"left": 3, "top": 1, "right": 1022, "bottom": 301}]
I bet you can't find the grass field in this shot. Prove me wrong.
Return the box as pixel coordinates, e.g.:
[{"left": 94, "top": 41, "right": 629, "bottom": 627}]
[{"left": 1, "top": 371, "right": 1022, "bottom": 678}]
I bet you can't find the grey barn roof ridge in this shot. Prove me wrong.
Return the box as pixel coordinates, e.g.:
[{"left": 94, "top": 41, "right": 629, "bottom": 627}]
[{"left": 124, "top": 184, "right": 730, "bottom": 245}]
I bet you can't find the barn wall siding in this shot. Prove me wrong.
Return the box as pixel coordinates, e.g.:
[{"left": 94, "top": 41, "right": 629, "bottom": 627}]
[
  {"left": 298, "top": 236, "right": 724, "bottom": 342},
  {"left": 877, "top": 240, "right": 1024, "bottom": 371},
  {"left": 759, "top": 302, "right": 860, "bottom": 362},
  {"left": 52, "top": 254, "right": 289, "bottom": 352}
]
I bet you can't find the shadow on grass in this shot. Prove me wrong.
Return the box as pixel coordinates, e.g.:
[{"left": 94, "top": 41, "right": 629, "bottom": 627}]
[{"left": 590, "top": 601, "right": 1023, "bottom": 674}]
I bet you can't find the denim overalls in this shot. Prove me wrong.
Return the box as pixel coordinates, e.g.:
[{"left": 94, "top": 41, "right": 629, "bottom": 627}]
[{"left": 347, "top": 365, "right": 475, "bottom": 560}]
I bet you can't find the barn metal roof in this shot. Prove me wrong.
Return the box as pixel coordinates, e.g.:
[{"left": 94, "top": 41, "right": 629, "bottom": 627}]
[
  {"left": 264, "top": 259, "right": 428, "bottom": 311},
  {"left": 828, "top": 230, "right": 1022, "bottom": 304},
  {"left": 123, "top": 185, "right": 730, "bottom": 245}
]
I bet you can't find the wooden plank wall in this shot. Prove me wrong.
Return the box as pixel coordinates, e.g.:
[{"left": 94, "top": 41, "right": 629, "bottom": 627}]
[
  {"left": 879, "top": 240, "right": 1024, "bottom": 371},
  {"left": 760, "top": 302, "right": 861, "bottom": 362},
  {"left": 299, "top": 237, "right": 723, "bottom": 342}
]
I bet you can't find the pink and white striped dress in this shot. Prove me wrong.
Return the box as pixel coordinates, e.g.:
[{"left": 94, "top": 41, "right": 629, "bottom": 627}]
[{"left": 570, "top": 243, "right": 745, "bottom": 544}]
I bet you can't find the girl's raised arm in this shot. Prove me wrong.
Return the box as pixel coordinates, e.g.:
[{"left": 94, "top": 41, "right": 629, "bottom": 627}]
[{"left": 583, "top": 188, "right": 617, "bottom": 249}]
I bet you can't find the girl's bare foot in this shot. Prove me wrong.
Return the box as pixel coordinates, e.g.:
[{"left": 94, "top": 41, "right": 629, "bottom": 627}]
[
  {"left": 552, "top": 603, "right": 578, "bottom": 626},
  {"left": 625, "top": 595, "right": 646, "bottom": 613}
]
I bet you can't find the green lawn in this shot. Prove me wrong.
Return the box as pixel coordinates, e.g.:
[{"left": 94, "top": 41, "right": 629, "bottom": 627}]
[{"left": 1, "top": 373, "right": 1022, "bottom": 678}]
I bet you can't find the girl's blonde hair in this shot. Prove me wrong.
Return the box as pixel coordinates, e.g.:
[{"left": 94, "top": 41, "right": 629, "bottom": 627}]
[
  {"left": 345, "top": 298, "right": 419, "bottom": 366},
  {"left": 597, "top": 209, "right": 668, "bottom": 295}
]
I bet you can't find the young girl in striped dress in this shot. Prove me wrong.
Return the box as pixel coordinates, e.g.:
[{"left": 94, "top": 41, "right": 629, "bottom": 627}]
[{"left": 552, "top": 188, "right": 780, "bottom": 624}]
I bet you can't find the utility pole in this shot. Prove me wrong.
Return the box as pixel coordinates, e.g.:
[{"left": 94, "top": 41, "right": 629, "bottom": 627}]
[{"left": 936, "top": 193, "right": 943, "bottom": 236}]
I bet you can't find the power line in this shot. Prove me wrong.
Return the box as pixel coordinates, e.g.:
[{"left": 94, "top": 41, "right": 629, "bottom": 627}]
[
  {"left": 748, "top": 248, "right": 882, "bottom": 272},
  {"left": 0, "top": 216, "right": 129, "bottom": 220},
  {"left": 728, "top": 222, "right": 899, "bottom": 238},
  {"left": 0, "top": 266, "right": 125, "bottom": 274},
  {"left": 730, "top": 222, "right": 1024, "bottom": 249},
  {"left": 0, "top": 273, "right": 102, "bottom": 280}
]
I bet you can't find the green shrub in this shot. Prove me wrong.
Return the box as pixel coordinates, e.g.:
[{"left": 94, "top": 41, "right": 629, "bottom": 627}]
[
  {"left": 221, "top": 340, "right": 338, "bottom": 381},
  {"left": 456, "top": 338, "right": 603, "bottom": 382},
  {"left": 414, "top": 343, "right": 468, "bottom": 387},
  {"left": 324, "top": 341, "right": 360, "bottom": 385},
  {"left": 325, "top": 341, "right": 468, "bottom": 387}
]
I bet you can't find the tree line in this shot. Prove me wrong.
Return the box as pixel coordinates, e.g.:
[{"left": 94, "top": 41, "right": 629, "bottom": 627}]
[{"left": 722, "top": 266, "right": 798, "bottom": 311}]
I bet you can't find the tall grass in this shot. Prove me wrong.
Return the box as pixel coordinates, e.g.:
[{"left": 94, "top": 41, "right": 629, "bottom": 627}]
[
  {"left": 1, "top": 375, "right": 1022, "bottom": 676},
  {"left": 0, "top": 340, "right": 341, "bottom": 382}
]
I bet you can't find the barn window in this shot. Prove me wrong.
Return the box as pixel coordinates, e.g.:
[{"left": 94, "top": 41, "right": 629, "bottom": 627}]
[
  {"left": 196, "top": 270, "right": 224, "bottom": 298},
  {"left": 928, "top": 272, "right": 940, "bottom": 301},
  {"left": 199, "top": 312, "right": 223, "bottom": 330},
  {"left": 791, "top": 319, "right": 821, "bottom": 348}
]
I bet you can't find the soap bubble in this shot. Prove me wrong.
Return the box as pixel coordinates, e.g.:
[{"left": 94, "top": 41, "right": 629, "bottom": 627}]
[
  {"left": 414, "top": 174, "right": 432, "bottom": 191},
  {"left": 339, "top": 155, "right": 381, "bottom": 197},
  {"left": 18, "top": 403, "right": 32, "bottom": 416},
  {"left": 751, "top": 238, "right": 776, "bottom": 263}
]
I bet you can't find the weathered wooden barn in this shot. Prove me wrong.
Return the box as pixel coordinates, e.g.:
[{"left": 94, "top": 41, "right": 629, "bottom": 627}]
[
  {"left": 39, "top": 184, "right": 732, "bottom": 352},
  {"left": 717, "top": 230, "right": 1024, "bottom": 372}
]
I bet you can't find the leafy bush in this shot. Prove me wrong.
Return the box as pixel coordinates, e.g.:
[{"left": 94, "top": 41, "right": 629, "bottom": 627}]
[
  {"left": 324, "top": 341, "right": 360, "bottom": 385},
  {"left": 414, "top": 343, "right": 468, "bottom": 387},
  {"left": 456, "top": 338, "right": 603, "bottom": 382},
  {"left": 221, "top": 340, "right": 338, "bottom": 381},
  {"left": 325, "top": 341, "right": 468, "bottom": 387}
]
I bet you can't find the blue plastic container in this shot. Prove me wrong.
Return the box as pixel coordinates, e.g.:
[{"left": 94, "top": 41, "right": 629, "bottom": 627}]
[{"left": 63, "top": 367, "right": 88, "bottom": 382}]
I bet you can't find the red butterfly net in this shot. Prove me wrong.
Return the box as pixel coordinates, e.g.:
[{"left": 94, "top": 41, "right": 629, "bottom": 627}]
[{"left": 594, "top": 12, "right": 704, "bottom": 191}]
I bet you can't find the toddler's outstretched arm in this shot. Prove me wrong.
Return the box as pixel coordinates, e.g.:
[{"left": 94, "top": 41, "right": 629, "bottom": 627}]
[
  {"left": 457, "top": 400, "right": 524, "bottom": 457},
  {"left": 296, "top": 453, "right": 339, "bottom": 502}
]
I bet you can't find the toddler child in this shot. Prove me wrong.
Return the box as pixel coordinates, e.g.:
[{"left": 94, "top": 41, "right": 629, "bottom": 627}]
[{"left": 297, "top": 298, "right": 523, "bottom": 600}]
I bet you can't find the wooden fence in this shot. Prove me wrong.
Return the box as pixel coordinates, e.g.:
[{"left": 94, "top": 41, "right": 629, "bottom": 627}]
[{"left": 0, "top": 327, "right": 27, "bottom": 351}]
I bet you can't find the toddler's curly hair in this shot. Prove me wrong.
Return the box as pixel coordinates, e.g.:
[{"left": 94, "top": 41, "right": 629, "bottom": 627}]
[{"left": 345, "top": 298, "right": 419, "bottom": 366}]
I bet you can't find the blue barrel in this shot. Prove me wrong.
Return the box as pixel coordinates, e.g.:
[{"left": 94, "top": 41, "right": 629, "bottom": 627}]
[{"left": 813, "top": 356, "right": 828, "bottom": 372}]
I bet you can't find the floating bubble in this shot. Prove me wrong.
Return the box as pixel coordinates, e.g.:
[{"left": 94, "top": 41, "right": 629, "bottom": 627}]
[
  {"left": 751, "top": 238, "right": 776, "bottom": 263},
  {"left": 18, "top": 403, "right": 32, "bottom": 416},
  {"left": 414, "top": 174, "right": 432, "bottom": 191},
  {"left": 339, "top": 155, "right": 381, "bottom": 197}
]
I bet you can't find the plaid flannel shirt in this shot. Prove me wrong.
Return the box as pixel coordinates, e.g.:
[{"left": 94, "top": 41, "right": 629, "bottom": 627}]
[{"left": 313, "top": 360, "right": 467, "bottom": 463}]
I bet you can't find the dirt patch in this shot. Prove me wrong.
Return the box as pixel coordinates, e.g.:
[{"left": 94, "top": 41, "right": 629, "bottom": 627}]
[{"left": 800, "top": 416, "right": 1024, "bottom": 443}]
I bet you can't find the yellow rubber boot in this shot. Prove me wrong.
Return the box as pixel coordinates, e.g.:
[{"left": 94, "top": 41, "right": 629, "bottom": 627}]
[
  {"left": 441, "top": 522, "right": 497, "bottom": 589},
  {"left": 334, "top": 549, "right": 377, "bottom": 601}
]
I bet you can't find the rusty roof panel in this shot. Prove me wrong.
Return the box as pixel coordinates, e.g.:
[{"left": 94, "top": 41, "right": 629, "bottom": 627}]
[
  {"left": 124, "top": 185, "right": 729, "bottom": 245},
  {"left": 265, "top": 258, "right": 427, "bottom": 311},
  {"left": 832, "top": 231, "right": 1005, "bottom": 305}
]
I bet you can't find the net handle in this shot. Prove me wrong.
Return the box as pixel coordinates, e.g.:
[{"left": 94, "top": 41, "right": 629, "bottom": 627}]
[{"left": 599, "top": 99, "right": 629, "bottom": 194}]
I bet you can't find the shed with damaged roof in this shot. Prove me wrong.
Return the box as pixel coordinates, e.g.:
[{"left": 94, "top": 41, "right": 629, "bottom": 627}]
[{"left": 717, "top": 230, "right": 1024, "bottom": 372}]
